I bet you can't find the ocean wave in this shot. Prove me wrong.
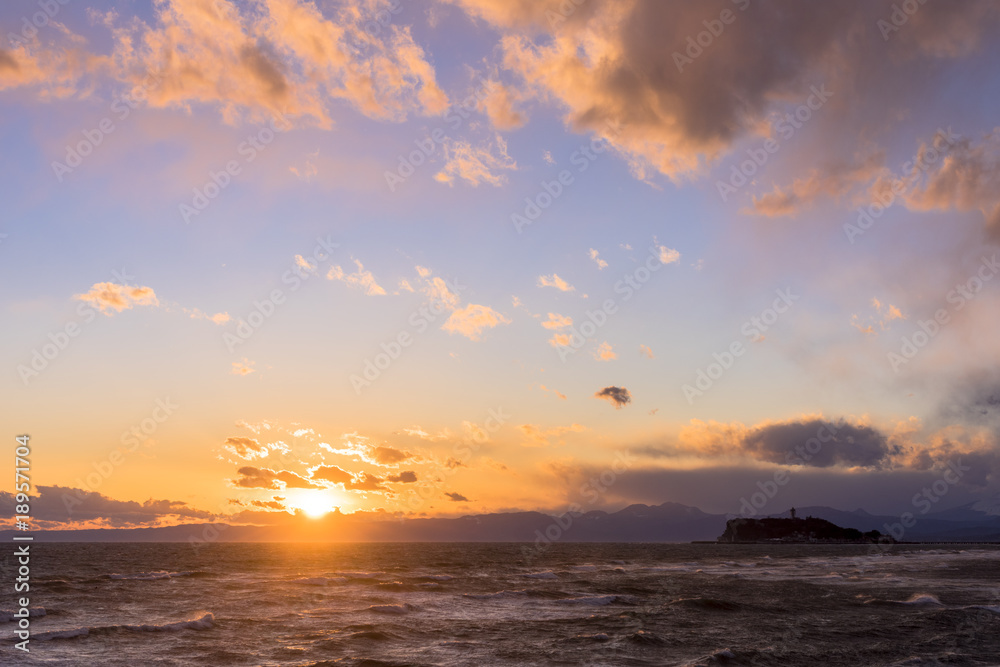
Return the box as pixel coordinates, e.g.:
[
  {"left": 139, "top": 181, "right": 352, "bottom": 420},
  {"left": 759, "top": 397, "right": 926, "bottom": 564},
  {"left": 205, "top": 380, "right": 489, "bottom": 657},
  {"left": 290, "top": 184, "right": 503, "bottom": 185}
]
[
  {"left": 36, "top": 627, "right": 90, "bottom": 640},
  {"left": 36, "top": 612, "right": 214, "bottom": 640},
  {"left": 462, "top": 590, "right": 529, "bottom": 600},
  {"left": 556, "top": 595, "right": 625, "bottom": 606},
  {"left": 107, "top": 570, "right": 205, "bottom": 581},
  {"left": 0, "top": 607, "right": 45, "bottom": 623},
  {"left": 367, "top": 604, "right": 417, "bottom": 614},
  {"left": 682, "top": 648, "right": 748, "bottom": 666},
  {"left": 523, "top": 571, "right": 559, "bottom": 580},
  {"left": 669, "top": 597, "right": 742, "bottom": 612},
  {"left": 293, "top": 577, "right": 331, "bottom": 586},
  {"left": 900, "top": 593, "right": 943, "bottom": 606},
  {"left": 968, "top": 605, "right": 1000, "bottom": 614}
]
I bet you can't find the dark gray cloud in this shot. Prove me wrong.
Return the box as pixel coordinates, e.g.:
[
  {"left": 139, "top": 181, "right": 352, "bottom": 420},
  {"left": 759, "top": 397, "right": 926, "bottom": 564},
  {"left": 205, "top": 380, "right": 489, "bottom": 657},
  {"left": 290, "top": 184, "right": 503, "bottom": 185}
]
[
  {"left": 0, "top": 485, "right": 214, "bottom": 527},
  {"left": 595, "top": 386, "right": 632, "bottom": 409},
  {"left": 445, "top": 492, "right": 469, "bottom": 502},
  {"left": 742, "top": 419, "right": 895, "bottom": 468}
]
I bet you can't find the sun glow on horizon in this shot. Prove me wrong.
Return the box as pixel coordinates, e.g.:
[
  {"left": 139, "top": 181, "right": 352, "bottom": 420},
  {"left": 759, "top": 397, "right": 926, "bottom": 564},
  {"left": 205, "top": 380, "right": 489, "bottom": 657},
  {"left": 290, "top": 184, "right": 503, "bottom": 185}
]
[{"left": 291, "top": 490, "right": 338, "bottom": 518}]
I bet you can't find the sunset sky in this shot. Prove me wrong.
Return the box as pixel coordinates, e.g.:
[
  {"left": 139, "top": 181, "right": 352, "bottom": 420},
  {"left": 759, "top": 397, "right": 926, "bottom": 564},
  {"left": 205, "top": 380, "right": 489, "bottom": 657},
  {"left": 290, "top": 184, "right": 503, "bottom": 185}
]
[{"left": 2, "top": 0, "right": 1000, "bottom": 529}]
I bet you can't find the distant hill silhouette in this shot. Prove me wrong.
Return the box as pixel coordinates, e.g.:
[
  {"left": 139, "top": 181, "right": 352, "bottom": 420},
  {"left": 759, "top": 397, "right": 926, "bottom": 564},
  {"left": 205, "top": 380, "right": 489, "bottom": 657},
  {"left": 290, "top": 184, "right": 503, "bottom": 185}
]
[
  {"left": 718, "top": 516, "right": 885, "bottom": 543},
  {"left": 2, "top": 501, "right": 998, "bottom": 543}
]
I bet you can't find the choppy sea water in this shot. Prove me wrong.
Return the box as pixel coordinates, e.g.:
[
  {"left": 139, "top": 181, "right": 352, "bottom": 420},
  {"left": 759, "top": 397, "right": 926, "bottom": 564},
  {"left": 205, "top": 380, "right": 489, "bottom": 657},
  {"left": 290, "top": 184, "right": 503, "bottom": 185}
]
[{"left": 2, "top": 542, "right": 999, "bottom": 666}]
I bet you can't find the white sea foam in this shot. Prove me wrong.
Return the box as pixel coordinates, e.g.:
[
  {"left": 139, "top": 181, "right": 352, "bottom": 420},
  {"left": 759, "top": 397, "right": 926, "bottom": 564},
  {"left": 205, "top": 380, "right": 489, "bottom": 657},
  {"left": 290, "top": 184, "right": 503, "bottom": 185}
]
[
  {"left": 293, "top": 577, "right": 328, "bottom": 585},
  {"left": 123, "top": 612, "right": 215, "bottom": 631},
  {"left": 36, "top": 613, "right": 214, "bottom": 640},
  {"left": 900, "top": 593, "right": 942, "bottom": 606}
]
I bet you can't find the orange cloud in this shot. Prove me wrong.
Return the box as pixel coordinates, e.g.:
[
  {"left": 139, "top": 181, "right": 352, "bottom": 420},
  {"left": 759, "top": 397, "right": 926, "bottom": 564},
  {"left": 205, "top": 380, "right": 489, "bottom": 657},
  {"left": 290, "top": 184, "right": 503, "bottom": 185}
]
[
  {"left": 588, "top": 248, "right": 608, "bottom": 269},
  {"left": 327, "top": 259, "right": 386, "bottom": 295},
  {"left": 541, "top": 312, "right": 572, "bottom": 329},
  {"left": 74, "top": 282, "right": 158, "bottom": 314},
  {"left": 537, "top": 273, "right": 574, "bottom": 291},
  {"left": 477, "top": 81, "right": 526, "bottom": 129},
  {"left": 231, "top": 358, "right": 256, "bottom": 376},
  {"left": 518, "top": 423, "right": 585, "bottom": 447},
  {"left": 442, "top": 303, "right": 510, "bottom": 341},
  {"left": 594, "top": 342, "right": 617, "bottom": 361},
  {"left": 434, "top": 135, "right": 517, "bottom": 187},
  {"left": 53, "top": 0, "right": 450, "bottom": 128}
]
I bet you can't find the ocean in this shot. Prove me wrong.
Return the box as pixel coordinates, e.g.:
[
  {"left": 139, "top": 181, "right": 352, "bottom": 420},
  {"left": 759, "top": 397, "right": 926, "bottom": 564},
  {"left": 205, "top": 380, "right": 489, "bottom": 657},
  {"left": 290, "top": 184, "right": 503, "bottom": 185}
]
[{"left": 3, "top": 542, "right": 999, "bottom": 666}]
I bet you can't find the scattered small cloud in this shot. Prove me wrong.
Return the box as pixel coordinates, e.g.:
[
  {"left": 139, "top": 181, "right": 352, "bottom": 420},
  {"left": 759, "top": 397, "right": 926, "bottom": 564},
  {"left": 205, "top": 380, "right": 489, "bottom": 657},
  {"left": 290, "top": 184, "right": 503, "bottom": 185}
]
[
  {"left": 589, "top": 248, "right": 608, "bottom": 269},
  {"left": 595, "top": 386, "right": 632, "bottom": 409},
  {"left": 232, "top": 358, "right": 256, "bottom": 376},
  {"left": 538, "top": 273, "right": 574, "bottom": 291},
  {"left": 327, "top": 259, "right": 387, "bottom": 296},
  {"left": 594, "top": 342, "right": 617, "bottom": 361},
  {"left": 434, "top": 135, "right": 517, "bottom": 187},
  {"left": 75, "top": 282, "right": 158, "bottom": 314},
  {"left": 442, "top": 303, "right": 511, "bottom": 341}
]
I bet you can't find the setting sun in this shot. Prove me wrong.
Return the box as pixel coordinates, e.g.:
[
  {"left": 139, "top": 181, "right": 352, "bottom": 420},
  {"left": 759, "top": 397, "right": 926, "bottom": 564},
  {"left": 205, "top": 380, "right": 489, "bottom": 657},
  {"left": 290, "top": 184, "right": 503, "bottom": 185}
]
[{"left": 292, "top": 491, "right": 336, "bottom": 518}]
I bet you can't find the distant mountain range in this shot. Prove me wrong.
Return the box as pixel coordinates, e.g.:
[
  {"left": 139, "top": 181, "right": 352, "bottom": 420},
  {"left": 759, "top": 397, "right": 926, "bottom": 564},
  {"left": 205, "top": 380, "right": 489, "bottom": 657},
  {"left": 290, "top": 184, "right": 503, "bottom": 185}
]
[{"left": 4, "top": 501, "right": 999, "bottom": 543}]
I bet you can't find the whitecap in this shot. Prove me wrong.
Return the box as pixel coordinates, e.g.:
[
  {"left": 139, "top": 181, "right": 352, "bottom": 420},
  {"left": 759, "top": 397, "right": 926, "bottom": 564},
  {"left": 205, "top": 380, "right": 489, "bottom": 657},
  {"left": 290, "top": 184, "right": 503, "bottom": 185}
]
[{"left": 900, "top": 593, "right": 943, "bottom": 606}]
